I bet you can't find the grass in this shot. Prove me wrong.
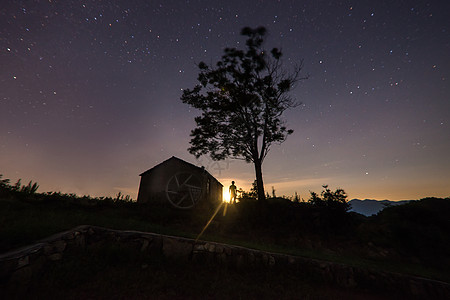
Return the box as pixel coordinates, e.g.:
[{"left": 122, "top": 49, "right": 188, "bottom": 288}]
[
  {"left": 1, "top": 193, "right": 449, "bottom": 285},
  {"left": 0, "top": 196, "right": 195, "bottom": 253},
  {"left": 200, "top": 232, "right": 450, "bottom": 283},
  {"left": 3, "top": 241, "right": 395, "bottom": 300}
]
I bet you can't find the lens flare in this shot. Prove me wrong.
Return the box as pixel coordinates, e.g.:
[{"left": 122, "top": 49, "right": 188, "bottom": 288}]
[
  {"left": 222, "top": 189, "right": 230, "bottom": 203},
  {"left": 195, "top": 201, "right": 224, "bottom": 242}
]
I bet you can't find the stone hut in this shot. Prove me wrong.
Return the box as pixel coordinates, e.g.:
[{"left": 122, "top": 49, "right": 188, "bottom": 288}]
[{"left": 137, "top": 156, "right": 223, "bottom": 209}]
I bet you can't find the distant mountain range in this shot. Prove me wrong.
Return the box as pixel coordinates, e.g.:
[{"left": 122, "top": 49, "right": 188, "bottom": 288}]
[{"left": 348, "top": 199, "right": 413, "bottom": 216}]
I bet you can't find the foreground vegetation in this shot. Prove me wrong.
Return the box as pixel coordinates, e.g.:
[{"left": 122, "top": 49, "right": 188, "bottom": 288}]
[
  {"left": 1, "top": 175, "right": 449, "bottom": 290},
  {"left": 4, "top": 241, "right": 399, "bottom": 300}
]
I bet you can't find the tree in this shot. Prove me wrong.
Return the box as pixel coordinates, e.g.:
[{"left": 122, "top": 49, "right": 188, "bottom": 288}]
[
  {"left": 308, "top": 185, "right": 350, "bottom": 213},
  {"left": 181, "top": 26, "right": 306, "bottom": 202},
  {"left": 238, "top": 180, "right": 258, "bottom": 203},
  {"left": 20, "top": 180, "right": 39, "bottom": 194}
]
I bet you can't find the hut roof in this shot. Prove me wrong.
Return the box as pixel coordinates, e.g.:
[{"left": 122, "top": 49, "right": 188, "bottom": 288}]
[{"left": 139, "top": 156, "right": 223, "bottom": 186}]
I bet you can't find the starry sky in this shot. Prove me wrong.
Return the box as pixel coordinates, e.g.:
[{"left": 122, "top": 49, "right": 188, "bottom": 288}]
[{"left": 1, "top": 0, "right": 449, "bottom": 201}]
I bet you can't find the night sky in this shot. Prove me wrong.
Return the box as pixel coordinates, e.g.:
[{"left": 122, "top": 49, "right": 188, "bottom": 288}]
[{"left": 1, "top": 0, "right": 449, "bottom": 201}]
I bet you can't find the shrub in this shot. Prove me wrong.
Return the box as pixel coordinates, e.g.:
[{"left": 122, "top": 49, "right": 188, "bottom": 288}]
[{"left": 308, "top": 185, "right": 350, "bottom": 213}]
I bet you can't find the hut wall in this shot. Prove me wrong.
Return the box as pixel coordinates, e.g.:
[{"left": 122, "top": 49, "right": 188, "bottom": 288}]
[{"left": 137, "top": 157, "right": 223, "bottom": 205}]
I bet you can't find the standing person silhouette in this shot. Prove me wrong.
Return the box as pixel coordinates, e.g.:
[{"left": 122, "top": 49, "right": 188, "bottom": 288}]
[{"left": 229, "top": 181, "right": 237, "bottom": 204}]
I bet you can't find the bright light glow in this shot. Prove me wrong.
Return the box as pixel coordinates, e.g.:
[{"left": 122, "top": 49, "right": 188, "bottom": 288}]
[{"left": 222, "top": 189, "right": 230, "bottom": 203}]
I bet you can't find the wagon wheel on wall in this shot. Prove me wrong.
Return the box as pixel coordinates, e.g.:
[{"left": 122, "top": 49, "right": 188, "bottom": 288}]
[{"left": 165, "top": 172, "right": 203, "bottom": 209}]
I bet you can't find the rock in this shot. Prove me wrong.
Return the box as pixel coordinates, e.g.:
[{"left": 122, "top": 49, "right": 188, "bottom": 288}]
[
  {"left": 215, "top": 244, "right": 224, "bottom": 253},
  {"left": 43, "top": 240, "right": 66, "bottom": 255},
  {"left": 193, "top": 243, "right": 205, "bottom": 252},
  {"left": 74, "top": 234, "right": 86, "bottom": 248},
  {"left": 224, "top": 246, "right": 232, "bottom": 255},
  {"left": 140, "top": 239, "right": 150, "bottom": 252},
  {"left": 247, "top": 251, "right": 255, "bottom": 264},
  {"left": 268, "top": 255, "right": 276, "bottom": 266},
  {"left": 162, "top": 237, "right": 192, "bottom": 259},
  {"left": 205, "top": 242, "right": 216, "bottom": 252},
  {"left": 47, "top": 253, "right": 63, "bottom": 261},
  {"left": 17, "top": 256, "right": 29, "bottom": 268}
]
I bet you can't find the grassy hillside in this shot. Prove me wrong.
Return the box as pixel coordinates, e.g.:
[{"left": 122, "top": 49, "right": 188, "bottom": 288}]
[
  {"left": 4, "top": 240, "right": 399, "bottom": 300},
  {"left": 1, "top": 177, "right": 449, "bottom": 285}
]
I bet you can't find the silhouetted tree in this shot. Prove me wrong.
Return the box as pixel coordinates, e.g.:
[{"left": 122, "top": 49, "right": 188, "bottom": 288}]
[
  {"left": 13, "top": 179, "right": 21, "bottom": 192},
  {"left": 293, "top": 191, "right": 300, "bottom": 203},
  {"left": 181, "top": 26, "right": 306, "bottom": 202},
  {"left": 0, "top": 174, "right": 10, "bottom": 190},
  {"left": 308, "top": 185, "right": 350, "bottom": 232},
  {"left": 238, "top": 180, "right": 258, "bottom": 202},
  {"left": 309, "top": 185, "right": 350, "bottom": 213},
  {"left": 20, "top": 180, "right": 39, "bottom": 194}
]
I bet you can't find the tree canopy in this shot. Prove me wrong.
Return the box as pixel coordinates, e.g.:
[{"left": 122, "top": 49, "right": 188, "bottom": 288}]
[{"left": 181, "top": 26, "right": 306, "bottom": 202}]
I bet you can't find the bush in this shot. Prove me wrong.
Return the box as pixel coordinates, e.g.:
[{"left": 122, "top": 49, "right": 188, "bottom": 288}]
[
  {"left": 306, "top": 185, "right": 352, "bottom": 234},
  {"left": 308, "top": 185, "right": 350, "bottom": 213},
  {"left": 359, "top": 197, "right": 450, "bottom": 268}
]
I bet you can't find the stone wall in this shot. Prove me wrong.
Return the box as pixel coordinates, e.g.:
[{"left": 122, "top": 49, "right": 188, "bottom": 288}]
[{"left": 1, "top": 225, "right": 449, "bottom": 299}]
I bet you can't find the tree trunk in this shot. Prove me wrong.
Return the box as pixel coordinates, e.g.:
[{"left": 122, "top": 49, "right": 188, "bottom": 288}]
[{"left": 254, "top": 159, "right": 266, "bottom": 203}]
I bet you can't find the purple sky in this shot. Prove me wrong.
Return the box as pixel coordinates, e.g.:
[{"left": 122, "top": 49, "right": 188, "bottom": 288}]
[{"left": 1, "top": 0, "right": 449, "bottom": 201}]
